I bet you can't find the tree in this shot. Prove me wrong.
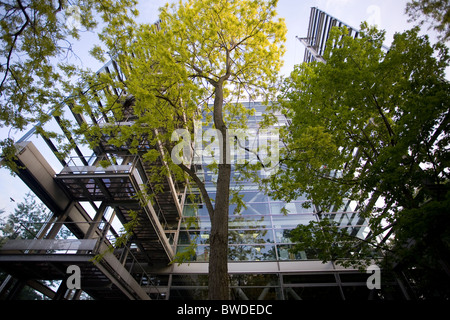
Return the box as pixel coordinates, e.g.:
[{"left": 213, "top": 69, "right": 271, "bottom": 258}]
[
  {"left": 0, "top": 193, "right": 72, "bottom": 299},
  {"left": 268, "top": 24, "right": 450, "bottom": 297},
  {"left": 0, "top": 0, "right": 139, "bottom": 171},
  {"left": 70, "top": 0, "right": 286, "bottom": 299},
  {"left": 0, "top": 192, "right": 70, "bottom": 242},
  {"left": 406, "top": 0, "right": 450, "bottom": 42}
]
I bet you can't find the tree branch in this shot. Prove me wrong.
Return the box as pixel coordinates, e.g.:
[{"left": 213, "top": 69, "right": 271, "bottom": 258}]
[
  {"left": 219, "top": 47, "right": 232, "bottom": 83},
  {"left": 0, "top": 0, "right": 31, "bottom": 91},
  {"left": 188, "top": 62, "right": 217, "bottom": 86},
  {"left": 178, "top": 163, "right": 215, "bottom": 219},
  {"left": 53, "top": 0, "right": 63, "bottom": 14},
  {"left": 371, "top": 94, "right": 396, "bottom": 145}
]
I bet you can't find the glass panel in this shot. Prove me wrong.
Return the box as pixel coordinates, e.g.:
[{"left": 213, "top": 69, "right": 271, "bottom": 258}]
[
  {"left": 229, "top": 229, "right": 274, "bottom": 244},
  {"left": 197, "top": 206, "right": 210, "bottom": 216},
  {"left": 177, "top": 231, "right": 210, "bottom": 245},
  {"left": 185, "top": 193, "right": 201, "bottom": 204},
  {"left": 176, "top": 245, "right": 209, "bottom": 261},
  {"left": 270, "top": 202, "right": 313, "bottom": 214},
  {"left": 230, "top": 274, "right": 280, "bottom": 286},
  {"left": 229, "top": 245, "right": 277, "bottom": 261},
  {"left": 241, "top": 192, "right": 269, "bottom": 203},
  {"left": 274, "top": 229, "right": 294, "bottom": 243},
  {"left": 183, "top": 204, "right": 209, "bottom": 217},
  {"left": 230, "top": 203, "right": 270, "bottom": 215},
  {"left": 183, "top": 205, "right": 197, "bottom": 217},
  {"left": 272, "top": 214, "right": 315, "bottom": 228},
  {"left": 228, "top": 215, "right": 271, "bottom": 229},
  {"left": 206, "top": 192, "right": 216, "bottom": 201},
  {"left": 269, "top": 193, "right": 308, "bottom": 202},
  {"left": 276, "top": 245, "right": 308, "bottom": 260},
  {"left": 179, "top": 216, "right": 211, "bottom": 230},
  {"left": 194, "top": 246, "right": 210, "bottom": 262},
  {"left": 171, "top": 275, "right": 209, "bottom": 286}
]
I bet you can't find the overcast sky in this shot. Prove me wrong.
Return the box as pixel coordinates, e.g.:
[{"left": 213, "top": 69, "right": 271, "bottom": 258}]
[{"left": 0, "top": 0, "right": 444, "bottom": 216}]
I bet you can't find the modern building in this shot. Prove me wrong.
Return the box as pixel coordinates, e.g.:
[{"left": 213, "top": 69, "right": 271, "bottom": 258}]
[
  {"left": 298, "top": 7, "right": 388, "bottom": 63},
  {"left": 0, "top": 8, "right": 407, "bottom": 300},
  {"left": 298, "top": 7, "right": 360, "bottom": 63}
]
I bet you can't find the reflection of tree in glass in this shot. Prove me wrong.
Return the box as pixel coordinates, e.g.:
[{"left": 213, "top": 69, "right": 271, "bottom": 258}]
[
  {"left": 228, "top": 216, "right": 275, "bottom": 261},
  {"left": 173, "top": 215, "right": 201, "bottom": 263},
  {"left": 229, "top": 216, "right": 268, "bottom": 240},
  {"left": 280, "top": 228, "right": 318, "bottom": 260},
  {"left": 177, "top": 210, "right": 279, "bottom": 261}
]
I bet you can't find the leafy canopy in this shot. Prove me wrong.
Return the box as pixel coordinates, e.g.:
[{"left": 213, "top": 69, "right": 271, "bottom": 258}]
[
  {"left": 0, "top": 192, "right": 70, "bottom": 242},
  {"left": 70, "top": 0, "right": 286, "bottom": 299},
  {"left": 73, "top": 0, "right": 287, "bottom": 196},
  {"left": 406, "top": 0, "right": 450, "bottom": 42},
  {"left": 0, "top": 0, "right": 139, "bottom": 170},
  {"left": 268, "top": 23, "right": 450, "bottom": 268}
]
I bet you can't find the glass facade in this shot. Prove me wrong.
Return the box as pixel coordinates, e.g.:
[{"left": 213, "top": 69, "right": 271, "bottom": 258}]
[
  {"left": 177, "top": 188, "right": 319, "bottom": 262},
  {"left": 175, "top": 101, "right": 369, "bottom": 264},
  {"left": 167, "top": 271, "right": 406, "bottom": 300},
  {"left": 160, "top": 100, "right": 403, "bottom": 301}
]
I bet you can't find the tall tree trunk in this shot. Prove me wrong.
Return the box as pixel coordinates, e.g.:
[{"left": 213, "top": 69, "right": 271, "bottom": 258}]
[
  {"left": 208, "top": 79, "right": 231, "bottom": 299},
  {"left": 208, "top": 163, "right": 231, "bottom": 299},
  {"left": 178, "top": 79, "right": 231, "bottom": 299}
]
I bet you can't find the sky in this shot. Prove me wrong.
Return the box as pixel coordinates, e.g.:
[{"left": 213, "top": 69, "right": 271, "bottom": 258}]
[
  {"left": 66, "top": 0, "right": 430, "bottom": 76},
  {"left": 0, "top": 0, "right": 443, "bottom": 218}
]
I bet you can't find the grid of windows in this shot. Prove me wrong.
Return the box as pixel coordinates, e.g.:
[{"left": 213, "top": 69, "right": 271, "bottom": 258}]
[
  {"left": 177, "top": 191, "right": 365, "bottom": 262},
  {"left": 302, "top": 7, "right": 360, "bottom": 63},
  {"left": 177, "top": 189, "right": 317, "bottom": 262},
  {"left": 168, "top": 272, "right": 406, "bottom": 300},
  {"left": 175, "top": 101, "right": 369, "bottom": 262}
]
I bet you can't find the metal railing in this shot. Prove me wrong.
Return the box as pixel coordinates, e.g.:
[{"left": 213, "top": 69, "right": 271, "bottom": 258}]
[
  {"left": 110, "top": 240, "right": 165, "bottom": 299},
  {"left": 0, "top": 239, "right": 98, "bottom": 254},
  {"left": 59, "top": 155, "right": 139, "bottom": 175}
]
